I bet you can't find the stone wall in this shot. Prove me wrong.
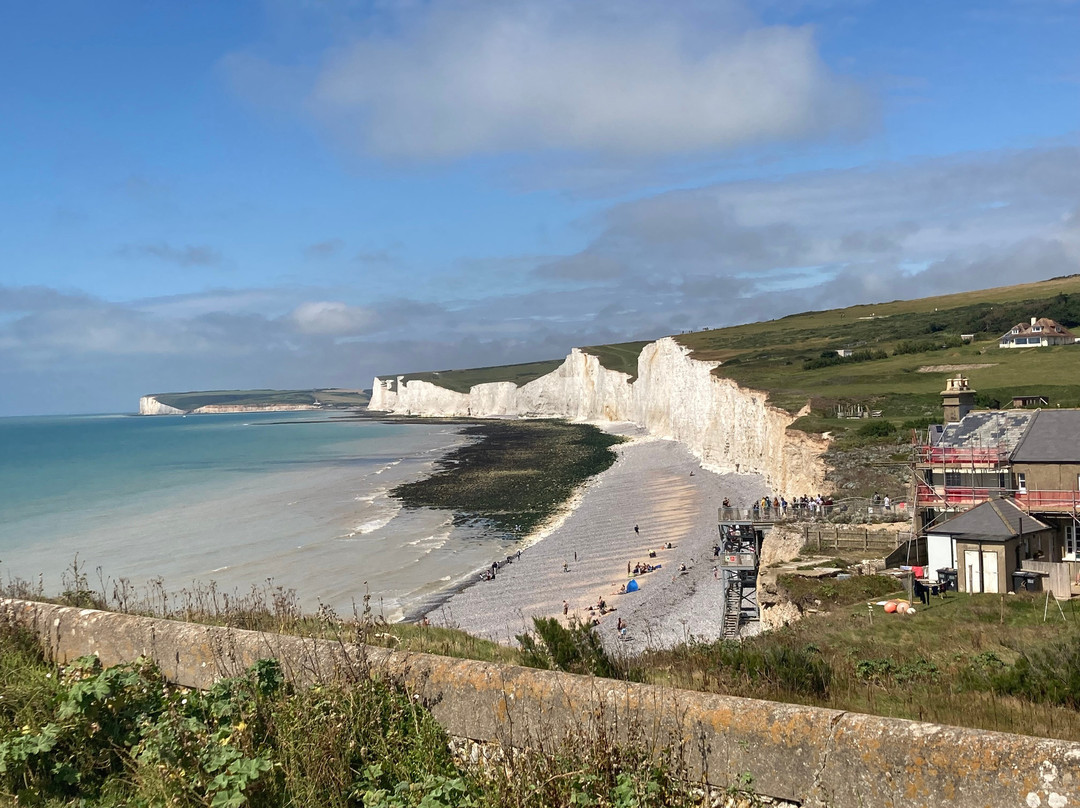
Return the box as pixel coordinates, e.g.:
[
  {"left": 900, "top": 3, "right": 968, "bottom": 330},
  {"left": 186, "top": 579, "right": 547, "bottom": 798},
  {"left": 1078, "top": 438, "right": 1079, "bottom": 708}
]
[{"left": 4, "top": 598, "right": 1077, "bottom": 808}]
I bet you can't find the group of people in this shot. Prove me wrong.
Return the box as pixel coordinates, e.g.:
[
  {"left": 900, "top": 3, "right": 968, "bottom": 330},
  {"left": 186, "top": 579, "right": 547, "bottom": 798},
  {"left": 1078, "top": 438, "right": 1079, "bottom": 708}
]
[
  {"left": 871, "top": 492, "right": 893, "bottom": 509},
  {"left": 721, "top": 494, "right": 836, "bottom": 519},
  {"left": 481, "top": 549, "right": 523, "bottom": 581}
]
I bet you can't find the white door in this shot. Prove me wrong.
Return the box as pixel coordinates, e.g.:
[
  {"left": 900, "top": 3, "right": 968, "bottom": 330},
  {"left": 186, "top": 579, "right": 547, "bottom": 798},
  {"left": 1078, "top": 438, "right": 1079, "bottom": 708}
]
[
  {"left": 965, "top": 550, "right": 982, "bottom": 593},
  {"left": 982, "top": 550, "right": 999, "bottom": 594}
]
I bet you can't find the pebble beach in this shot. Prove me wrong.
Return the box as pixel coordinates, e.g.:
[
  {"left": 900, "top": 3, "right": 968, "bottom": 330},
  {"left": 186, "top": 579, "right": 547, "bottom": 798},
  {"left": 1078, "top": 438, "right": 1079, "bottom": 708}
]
[{"left": 429, "top": 425, "right": 769, "bottom": 653}]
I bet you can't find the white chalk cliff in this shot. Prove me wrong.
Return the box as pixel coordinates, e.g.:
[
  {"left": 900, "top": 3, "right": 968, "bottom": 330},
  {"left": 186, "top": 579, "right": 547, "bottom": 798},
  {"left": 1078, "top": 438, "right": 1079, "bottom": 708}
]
[
  {"left": 369, "top": 338, "right": 828, "bottom": 493},
  {"left": 138, "top": 396, "right": 321, "bottom": 416},
  {"left": 138, "top": 396, "right": 186, "bottom": 416}
]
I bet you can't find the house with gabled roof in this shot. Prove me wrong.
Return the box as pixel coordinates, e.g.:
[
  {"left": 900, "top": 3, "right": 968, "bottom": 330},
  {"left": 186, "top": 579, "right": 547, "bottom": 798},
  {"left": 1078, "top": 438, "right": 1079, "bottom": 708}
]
[
  {"left": 914, "top": 381, "right": 1080, "bottom": 595},
  {"left": 998, "top": 316, "right": 1077, "bottom": 348},
  {"left": 925, "top": 499, "right": 1054, "bottom": 594}
]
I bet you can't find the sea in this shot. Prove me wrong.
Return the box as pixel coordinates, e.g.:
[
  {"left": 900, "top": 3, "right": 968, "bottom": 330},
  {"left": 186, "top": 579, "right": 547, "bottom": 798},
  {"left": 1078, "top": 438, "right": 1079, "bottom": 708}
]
[{"left": 0, "top": 411, "right": 516, "bottom": 621}]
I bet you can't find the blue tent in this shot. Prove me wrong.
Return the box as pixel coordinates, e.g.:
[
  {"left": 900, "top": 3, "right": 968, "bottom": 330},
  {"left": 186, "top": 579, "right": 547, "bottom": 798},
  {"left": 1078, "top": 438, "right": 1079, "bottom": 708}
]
[{"left": 625, "top": 578, "right": 639, "bottom": 592}]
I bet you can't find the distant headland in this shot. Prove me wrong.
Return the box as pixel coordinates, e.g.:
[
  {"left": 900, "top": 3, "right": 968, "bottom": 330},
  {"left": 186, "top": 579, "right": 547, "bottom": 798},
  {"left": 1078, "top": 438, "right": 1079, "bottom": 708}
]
[{"left": 138, "top": 388, "right": 371, "bottom": 415}]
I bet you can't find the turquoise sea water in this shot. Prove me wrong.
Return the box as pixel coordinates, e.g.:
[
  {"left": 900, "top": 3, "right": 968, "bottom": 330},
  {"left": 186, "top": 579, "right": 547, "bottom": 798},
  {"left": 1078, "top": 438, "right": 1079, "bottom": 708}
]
[{"left": 0, "top": 412, "right": 510, "bottom": 620}]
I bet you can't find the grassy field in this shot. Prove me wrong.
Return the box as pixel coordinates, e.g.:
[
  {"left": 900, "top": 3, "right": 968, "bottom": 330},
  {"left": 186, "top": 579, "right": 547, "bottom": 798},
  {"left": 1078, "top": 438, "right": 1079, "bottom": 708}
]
[
  {"left": 388, "top": 359, "right": 565, "bottom": 393},
  {"left": 676, "top": 275, "right": 1080, "bottom": 421},
  {"left": 643, "top": 584, "right": 1080, "bottom": 741},
  {"left": 580, "top": 341, "right": 652, "bottom": 380},
  {"left": 152, "top": 388, "right": 371, "bottom": 411},
  {"left": 385, "top": 341, "right": 651, "bottom": 392},
  {"left": 377, "top": 276, "right": 1080, "bottom": 437}
]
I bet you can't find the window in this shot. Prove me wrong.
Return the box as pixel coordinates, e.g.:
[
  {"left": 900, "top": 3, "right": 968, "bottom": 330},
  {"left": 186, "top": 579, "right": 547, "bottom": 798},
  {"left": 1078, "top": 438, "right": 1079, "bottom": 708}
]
[
  {"left": 1033, "top": 326, "right": 1042, "bottom": 332},
  {"left": 945, "top": 471, "right": 963, "bottom": 487},
  {"left": 1016, "top": 472, "right": 1027, "bottom": 492},
  {"left": 1067, "top": 523, "right": 1079, "bottom": 562},
  {"left": 1013, "top": 327, "right": 1020, "bottom": 334}
]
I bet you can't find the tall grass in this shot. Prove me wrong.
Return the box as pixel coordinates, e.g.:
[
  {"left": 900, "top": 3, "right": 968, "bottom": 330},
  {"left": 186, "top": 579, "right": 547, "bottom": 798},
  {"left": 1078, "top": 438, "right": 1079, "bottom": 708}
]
[{"left": 0, "top": 618, "right": 714, "bottom": 807}]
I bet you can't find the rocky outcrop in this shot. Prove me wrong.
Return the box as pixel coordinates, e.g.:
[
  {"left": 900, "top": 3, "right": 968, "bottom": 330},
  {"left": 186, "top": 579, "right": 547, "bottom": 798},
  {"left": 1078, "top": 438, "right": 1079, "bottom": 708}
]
[{"left": 370, "top": 338, "right": 828, "bottom": 493}]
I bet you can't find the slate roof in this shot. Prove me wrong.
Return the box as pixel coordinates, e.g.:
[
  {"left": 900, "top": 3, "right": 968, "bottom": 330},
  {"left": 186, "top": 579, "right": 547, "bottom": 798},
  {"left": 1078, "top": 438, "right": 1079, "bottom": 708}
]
[
  {"left": 926, "top": 499, "right": 1050, "bottom": 539},
  {"left": 936, "top": 410, "right": 1035, "bottom": 453},
  {"left": 1011, "top": 410, "right": 1080, "bottom": 463}
]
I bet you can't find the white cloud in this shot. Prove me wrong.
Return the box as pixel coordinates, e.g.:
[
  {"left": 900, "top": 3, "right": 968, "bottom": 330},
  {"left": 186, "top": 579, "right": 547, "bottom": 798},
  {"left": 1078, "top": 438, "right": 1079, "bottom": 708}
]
[
  {"left": 298, "top": 0, "right": 867, "bottom": 159},
  {"left": 288, "top": 301, "right": 378, "bottom": 335}
]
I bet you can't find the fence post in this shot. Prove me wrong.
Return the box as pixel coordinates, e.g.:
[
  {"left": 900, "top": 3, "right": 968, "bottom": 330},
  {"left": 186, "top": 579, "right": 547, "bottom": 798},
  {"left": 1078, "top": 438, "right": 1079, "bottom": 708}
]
[
  {"left": 865, "top": 528, "right": 869, "bottom": 551},
  {"left": 834, "top": 526, "right": 839, "bottom": 550}
]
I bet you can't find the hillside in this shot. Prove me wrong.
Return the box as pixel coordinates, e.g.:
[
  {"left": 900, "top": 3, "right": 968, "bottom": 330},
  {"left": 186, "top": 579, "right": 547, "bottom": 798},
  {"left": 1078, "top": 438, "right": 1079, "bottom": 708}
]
[
  {"left": 142, "top": 388, "right": 370, "bottom": 414},
  {"left": 376, "top": 276, "right": 1080, "bottom": 435}
]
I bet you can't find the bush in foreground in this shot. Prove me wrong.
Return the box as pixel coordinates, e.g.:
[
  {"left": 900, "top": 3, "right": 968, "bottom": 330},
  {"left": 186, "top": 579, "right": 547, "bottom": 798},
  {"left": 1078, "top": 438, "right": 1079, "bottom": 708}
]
[{"left": 0, "top": 624, "right": 708, "bottom": 807}]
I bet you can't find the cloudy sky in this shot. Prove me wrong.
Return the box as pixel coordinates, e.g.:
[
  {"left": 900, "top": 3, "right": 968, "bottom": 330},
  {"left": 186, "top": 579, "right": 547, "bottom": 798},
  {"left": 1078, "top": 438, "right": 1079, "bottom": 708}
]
[{"left": 2, "top": 1, "right": 1079, "bottom": 416}]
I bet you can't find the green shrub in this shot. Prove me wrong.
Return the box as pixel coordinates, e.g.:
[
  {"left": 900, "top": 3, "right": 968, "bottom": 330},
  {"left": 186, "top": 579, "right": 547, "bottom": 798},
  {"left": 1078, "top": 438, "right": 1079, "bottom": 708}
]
[
  {"left": 518, "top": 617, "right": 633, "bottom": 680},
  {"left": 991, "top": 634, "right": 1080, "bottom": 708},
  {"left": 704, "top": 641, "right": 831, "bottom": 698},
  {"left": 857, "top": 420, "right": 897, "bottom": 438}
]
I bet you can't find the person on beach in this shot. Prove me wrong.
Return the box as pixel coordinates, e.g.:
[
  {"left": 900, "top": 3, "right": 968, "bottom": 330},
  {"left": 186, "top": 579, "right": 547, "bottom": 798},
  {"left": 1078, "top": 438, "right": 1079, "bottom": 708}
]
[
  {"left": 634, "top": 524, "right": 639, "bottom": 534},
  {"left": 563, "top": 561, "right": 569, "bottom": 572},
  {"left": 563, "top": 600, "right": 569, "bottom": 616}
]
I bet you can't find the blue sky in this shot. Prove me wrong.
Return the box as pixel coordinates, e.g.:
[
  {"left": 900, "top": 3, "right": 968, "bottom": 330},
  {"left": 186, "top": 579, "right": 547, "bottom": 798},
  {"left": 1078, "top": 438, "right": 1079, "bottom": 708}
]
[{"left": 1, "top": 0, "right": 1079, "bottom": 416}]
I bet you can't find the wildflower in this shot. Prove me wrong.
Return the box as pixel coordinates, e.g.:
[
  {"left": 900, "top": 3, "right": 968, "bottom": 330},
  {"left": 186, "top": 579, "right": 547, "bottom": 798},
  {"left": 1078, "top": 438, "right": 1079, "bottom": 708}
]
[{"left": 236, "top": 721, "right": 247, "bottom": 732}]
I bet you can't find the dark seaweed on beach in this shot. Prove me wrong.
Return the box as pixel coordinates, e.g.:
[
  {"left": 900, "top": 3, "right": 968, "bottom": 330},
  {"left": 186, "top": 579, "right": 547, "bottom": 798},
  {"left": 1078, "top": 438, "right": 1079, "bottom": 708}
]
[{"left": 390, "top": 420, "right": 623, "bottom": 536}]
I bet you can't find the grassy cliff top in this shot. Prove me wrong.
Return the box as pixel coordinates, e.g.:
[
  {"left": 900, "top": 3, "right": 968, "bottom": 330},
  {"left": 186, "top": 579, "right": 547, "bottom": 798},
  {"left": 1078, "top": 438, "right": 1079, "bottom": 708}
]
[
  {"left": 377, "top": 276, "right": 1080, "bottom": 428},
  {"left": 383, "top": 342, "right": 652, "bottom": 393},
  {"left": 149, "top": 388, "right": 370, "bottom": 411}
]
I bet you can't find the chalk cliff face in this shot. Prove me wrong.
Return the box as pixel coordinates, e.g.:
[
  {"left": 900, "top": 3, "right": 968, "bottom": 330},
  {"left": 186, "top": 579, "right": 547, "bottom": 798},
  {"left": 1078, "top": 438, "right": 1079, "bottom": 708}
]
[
  {"left": 138, "top": 397, "right": 320, "bottom": 416},
  {"left": 138, "top": 396, "right": 186, "bottom": 416},
  {"left": 370, "top": 338, "right": 827, "bottom": 493}
]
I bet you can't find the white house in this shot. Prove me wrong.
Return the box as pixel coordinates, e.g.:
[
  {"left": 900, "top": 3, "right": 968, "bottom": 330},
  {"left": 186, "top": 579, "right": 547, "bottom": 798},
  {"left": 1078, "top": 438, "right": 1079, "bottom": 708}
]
[{"left": 998, "top": 317, "right": 1077, "bottom": 348}]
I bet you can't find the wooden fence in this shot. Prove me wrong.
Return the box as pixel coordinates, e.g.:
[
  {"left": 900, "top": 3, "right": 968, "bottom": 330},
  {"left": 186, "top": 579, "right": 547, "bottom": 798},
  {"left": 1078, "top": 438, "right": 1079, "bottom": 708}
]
[{"left": 803, "top": 525, "right": 913, "bottom": 554}]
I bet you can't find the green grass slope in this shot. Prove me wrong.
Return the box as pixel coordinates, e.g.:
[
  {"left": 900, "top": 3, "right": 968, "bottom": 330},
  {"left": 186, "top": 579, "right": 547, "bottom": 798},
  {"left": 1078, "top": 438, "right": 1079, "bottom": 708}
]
[
  {"left": 151, "top": 388, "right": 370, "bottom": 411},
  {"left": 378, "top": 276, "right": 1080, "bottom": 433},
  {"left": 389, "top": 359, "right": 566, "bottom": 394}
]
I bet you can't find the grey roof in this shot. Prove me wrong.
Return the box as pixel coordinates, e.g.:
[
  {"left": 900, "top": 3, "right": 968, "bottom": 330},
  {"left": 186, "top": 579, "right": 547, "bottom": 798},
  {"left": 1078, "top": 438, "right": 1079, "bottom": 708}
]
[
  {"left": 936, "top": 410, "right": 1035, "bottom": 452},
  {"left": 1011, "top": 410, "right": 1080, "bottom": 463},
  {"left": 927, "top": 499, "right": 1050, "bottom": 540}
]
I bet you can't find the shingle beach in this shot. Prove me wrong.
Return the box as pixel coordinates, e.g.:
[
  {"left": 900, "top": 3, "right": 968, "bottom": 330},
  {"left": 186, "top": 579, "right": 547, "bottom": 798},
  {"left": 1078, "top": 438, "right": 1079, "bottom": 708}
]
[{"left": 430, "top": 425, "right": 769, "bottom": 653}]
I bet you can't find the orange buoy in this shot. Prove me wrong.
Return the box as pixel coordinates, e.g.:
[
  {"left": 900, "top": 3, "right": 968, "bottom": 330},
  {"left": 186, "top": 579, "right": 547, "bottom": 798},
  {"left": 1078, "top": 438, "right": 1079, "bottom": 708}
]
[
  {"left": 883, "top": 601, "right": 897, "bottom": 613},
  {"left": 896, "top": 601, "right": 910, "bottom": 614}
]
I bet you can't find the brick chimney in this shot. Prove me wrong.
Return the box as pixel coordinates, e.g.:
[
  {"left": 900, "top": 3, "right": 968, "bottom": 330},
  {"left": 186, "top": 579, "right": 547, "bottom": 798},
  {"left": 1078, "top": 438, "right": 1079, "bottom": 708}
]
[{"left": 942, "top": 374, "right": 976, "bottom": 423}]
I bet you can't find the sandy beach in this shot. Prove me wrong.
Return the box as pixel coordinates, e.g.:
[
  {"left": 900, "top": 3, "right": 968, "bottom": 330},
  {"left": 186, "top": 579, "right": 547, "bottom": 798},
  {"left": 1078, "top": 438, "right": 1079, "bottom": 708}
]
[{"left": 430, "top": 426, "right": 769, "bottom": 653}]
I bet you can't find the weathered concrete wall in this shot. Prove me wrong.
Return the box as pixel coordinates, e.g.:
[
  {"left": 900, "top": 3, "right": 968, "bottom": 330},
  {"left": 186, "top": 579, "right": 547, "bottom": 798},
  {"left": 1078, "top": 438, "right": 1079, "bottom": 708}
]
[{"left": 4, "top": 598, "right": 1078, "bottom": 808}]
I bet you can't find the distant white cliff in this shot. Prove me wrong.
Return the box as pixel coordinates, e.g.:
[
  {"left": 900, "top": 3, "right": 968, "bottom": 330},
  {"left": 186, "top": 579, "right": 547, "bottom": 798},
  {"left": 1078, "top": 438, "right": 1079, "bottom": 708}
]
[
  {"left": 369, "top": 337, "right": 828, "bottom": 493},
  {"left": 138, "top": 396, "right": 321, "bottom": 416}
]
